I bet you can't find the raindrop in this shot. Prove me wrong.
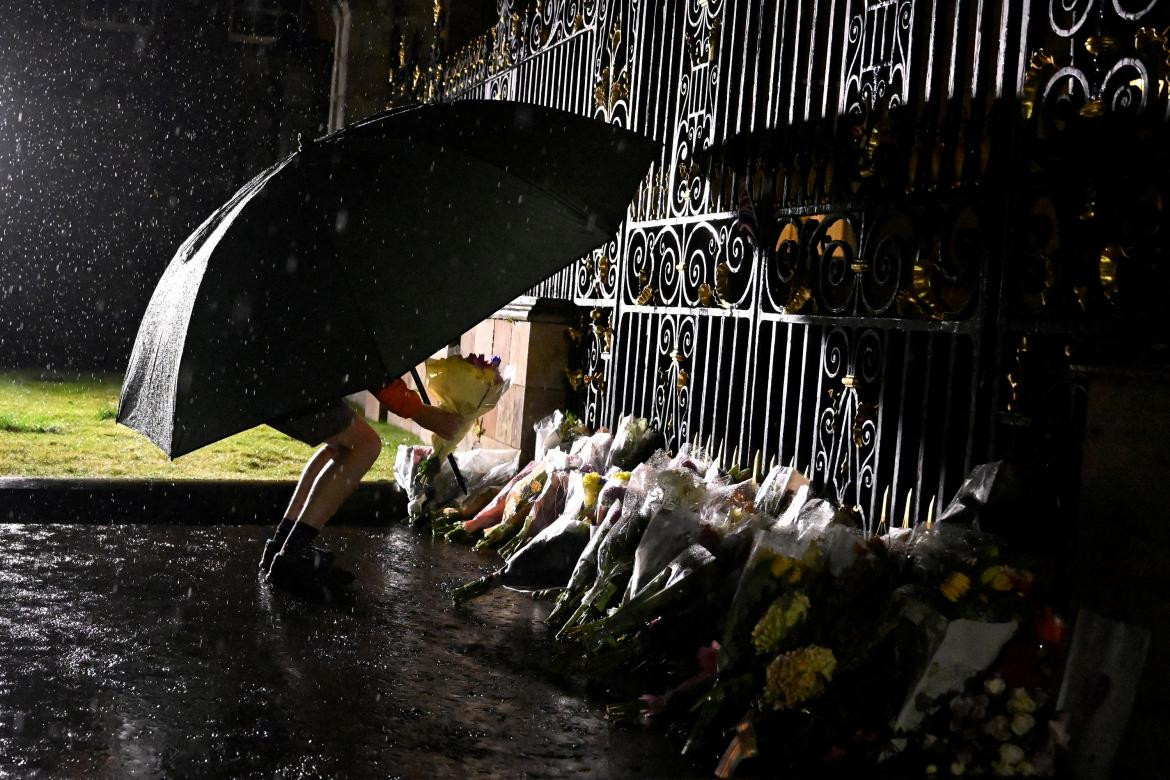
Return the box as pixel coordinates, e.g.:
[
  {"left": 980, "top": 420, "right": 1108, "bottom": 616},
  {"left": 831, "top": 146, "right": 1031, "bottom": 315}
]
[{"left": 335, "top": 209, "right": 349, "bottom": 233}]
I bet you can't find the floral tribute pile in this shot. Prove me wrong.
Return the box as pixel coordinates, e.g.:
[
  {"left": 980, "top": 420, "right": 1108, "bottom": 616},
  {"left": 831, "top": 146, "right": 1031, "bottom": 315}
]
[{"left": 401, "top": 412, "right": 1073, "bottom": 778}]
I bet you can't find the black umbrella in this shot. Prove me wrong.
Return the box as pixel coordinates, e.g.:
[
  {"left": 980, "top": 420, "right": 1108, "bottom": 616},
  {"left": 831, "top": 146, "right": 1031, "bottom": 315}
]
[{"left": 118, "top": 101, "right": 658, "bottom": 457}]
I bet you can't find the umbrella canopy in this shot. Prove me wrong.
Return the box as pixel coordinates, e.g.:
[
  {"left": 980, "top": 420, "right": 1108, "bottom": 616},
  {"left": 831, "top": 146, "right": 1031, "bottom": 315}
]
[{"left": 119, "top": 101, "right": 659, "bottom": 457}]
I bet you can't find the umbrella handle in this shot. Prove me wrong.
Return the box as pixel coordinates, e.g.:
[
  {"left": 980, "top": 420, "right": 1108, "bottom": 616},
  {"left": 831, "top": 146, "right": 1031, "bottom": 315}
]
[{"left": 409, "top": 367, "right": 469, "bottom": 496}]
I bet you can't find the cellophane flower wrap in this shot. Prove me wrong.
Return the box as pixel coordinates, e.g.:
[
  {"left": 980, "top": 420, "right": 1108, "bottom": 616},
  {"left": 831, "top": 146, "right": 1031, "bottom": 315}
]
[{"left": 422, "top": 353, "right": 509, "bottom": 473}]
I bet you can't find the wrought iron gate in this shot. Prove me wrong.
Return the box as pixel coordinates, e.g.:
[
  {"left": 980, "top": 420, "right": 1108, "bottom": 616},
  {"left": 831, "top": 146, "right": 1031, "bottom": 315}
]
[{"left": 426, "top": 0, "right": 1170, "bottom": 532}]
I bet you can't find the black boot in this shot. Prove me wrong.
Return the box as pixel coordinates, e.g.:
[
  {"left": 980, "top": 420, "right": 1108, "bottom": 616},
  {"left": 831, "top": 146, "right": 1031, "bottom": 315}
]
[
  {"left": 265, "top": 523, "right": 354, "bottom": 590},
  {"left": 259, "top": 517, "right": 296, "bottom": 574}
]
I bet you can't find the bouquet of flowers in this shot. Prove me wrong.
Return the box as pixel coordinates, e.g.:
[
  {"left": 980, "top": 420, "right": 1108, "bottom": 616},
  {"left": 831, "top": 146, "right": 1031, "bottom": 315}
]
[{"left": 418, "top": 353, "right": 509, "bottom": 480}]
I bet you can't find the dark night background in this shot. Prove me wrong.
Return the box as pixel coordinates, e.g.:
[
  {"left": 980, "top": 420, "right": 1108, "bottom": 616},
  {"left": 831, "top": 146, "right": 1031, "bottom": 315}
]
[
  {"left": 0, "top": 0, "right": 338, "bottom": 372},
  {"left": 0, "top": 0, "right": 496, "bottom": 373}
]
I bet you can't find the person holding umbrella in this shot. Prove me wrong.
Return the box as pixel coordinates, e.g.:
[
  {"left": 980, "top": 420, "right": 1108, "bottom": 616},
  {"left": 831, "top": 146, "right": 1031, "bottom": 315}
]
[
  {"left": 259, "top": 379, "right": 461, "bottom": 590},
  {"left": 117, "top": 100, "right": 659, "bottom": 593}
]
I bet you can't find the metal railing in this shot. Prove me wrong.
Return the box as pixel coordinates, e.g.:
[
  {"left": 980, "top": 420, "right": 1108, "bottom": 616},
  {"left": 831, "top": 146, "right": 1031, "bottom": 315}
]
[{"left": 427, "top": 0, "right": 1170, "bottom": 531}]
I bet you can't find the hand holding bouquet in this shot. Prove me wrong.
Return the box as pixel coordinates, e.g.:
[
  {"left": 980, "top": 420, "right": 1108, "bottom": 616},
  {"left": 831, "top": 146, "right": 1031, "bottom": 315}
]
[{"left": 419, "top": 353, "right": 509, "bottom": 480}]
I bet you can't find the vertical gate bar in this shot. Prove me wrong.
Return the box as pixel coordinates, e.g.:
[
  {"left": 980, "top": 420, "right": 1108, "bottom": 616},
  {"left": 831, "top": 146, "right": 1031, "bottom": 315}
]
[
  {"left": 808, "top": 325, "right": 828, "bottom": 476},
  {"left": 547, "top": 43, "right": 558, "bottom": 108},
  {"left": 970, "top": 0, "right": 986, "bottom": 98},
  {"left": 713, "top": 315, "right": 729, "bottom": 459},
  {"left": 692, "top": 313, "right": 705, "bottom": 449},
  {"left": 569, "top": 35, "right": 579, "bottom": 116},
  {"left": 534, "top": 48, "right": 545, "bottom": 107},
  {"left": 837, "top": 0, "right": 852, "bottom": 116},
  {"left": 869, "top": 328, "right": 890, "bottom": 534},
  {"left": 787, "top": 0, "right": 804, "bottom": 125},
  {"left": 721, "top": 0, "right": 740, "bottom": 135},
  {"left": 765, "top": 0, "right": 784, "bottom": 124},
  {"left": 924, "top": 0, "right": 940, "bottom": 103},
  {"left": 938, "top": 333, "right": 959, "bottom": 513},
  {"left": 546, "top": 44, "right": 556, "bottom": 109},
  {"left": 890, "top": 332, "right": 913, "bottom": 530},
  {"left": 914, "top": 330, "right": 936, "bottom": 525},
  {"left": 965, "top": 334, "right": 980, "bottom": 476},
  {"left": 747, "top": 0, "right": 761, "bottom": 133},
  {"left": 658, "top": 2, "right": 671, "bottom": 142},
  {"left": 821, "top": 0, "right": 840, "bottom": 119},
  {"left": 629, "top": 0, "right": 645, "bottom": 129},
  {"left": 558, "top": 39, "right": 568, "bottom": 110},
  {"left": 655, "top": 4, "right": 673, "bottom": 145},
  {"left": 620, "top": 309, "right": 636, "bottom": 422},
  {"left": 778, "top": 321, "right": 795, "bottom": 466},
  {"left": 641, "top": 311, "right": 657, "bottom": 420},
  {"left": 792, "top": 322, "right": 810, "bottom": 468},
  {"left": 609, "top": 208, "right": 629, "bottom": 428},
  {"left": 762, "top": 321, "right": 780, "bottom": 469},
  {"left": 993, "top": 0, "right": 1011, "bottom": 97},
  {"left": 1015, "top": 0, "right": 1032, "bottom": 96},
  {"left": 542, "top": 47, "right": 553, "bottom": 107},
  {"left": 947, "top": 0, "right": 962, "bottom": 100},
  {"left": 735, "top": 0, "right": 754, "bottom": 135},
  {"left": 803, "top": 0, "right": 821, "bottom": 121},
  {"left": 626, "top": 310, "right": 640, "bottom": 419},
  {"left": 742, "top": 240, "right": 764, "bottom": 467}
]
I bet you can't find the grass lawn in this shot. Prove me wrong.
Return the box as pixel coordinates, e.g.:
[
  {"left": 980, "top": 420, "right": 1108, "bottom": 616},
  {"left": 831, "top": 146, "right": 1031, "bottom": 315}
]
[{"left": 0, "top": 372, "right": 420, "bottom": 480}]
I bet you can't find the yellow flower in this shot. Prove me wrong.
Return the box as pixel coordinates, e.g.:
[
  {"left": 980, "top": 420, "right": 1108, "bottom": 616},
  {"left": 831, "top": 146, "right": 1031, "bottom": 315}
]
[
  {"left": 581, "top": 472, "right": 604, "bottom": 510},
  {"left": 1007, "top": 688, "right": 1038, "bottom": 715},
  {"left": 940, "top": 572, "right": 972, "bottom": 602},
  {"left": 770, "top": 555, "right": 794, "bottom": 579},
  {"left": 752, "top": 592, "right": 811, "bottom": 654},
  {"left": 763, "top": 645, "right": 836, "bottom": 711},
  {"left": 981, "top": 565, "right": 1014, "bottom": 592},
  {"left": 1011, "top": 713, "right": 1035, "bottom": 736},
  {"left": 999, "top": 743, "right": 1025, "bottom": 765}
]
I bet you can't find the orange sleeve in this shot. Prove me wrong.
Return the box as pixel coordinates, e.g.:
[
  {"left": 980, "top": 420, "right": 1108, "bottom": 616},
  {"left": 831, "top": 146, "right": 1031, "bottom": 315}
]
[{"left": 373, "top": 378, "right": 423, "bottom": 419}]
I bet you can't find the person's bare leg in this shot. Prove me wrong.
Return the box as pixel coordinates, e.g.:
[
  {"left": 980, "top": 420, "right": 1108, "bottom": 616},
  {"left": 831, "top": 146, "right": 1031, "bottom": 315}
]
[
  {"left": 266, "top": 415, "right": 382, "bottom": 588},
  {"left": 294, "top": 415, "right": 382, "bottom": 530},
  {"left": 258, "top": 442, "right": 340, "bottom": 572},
  {"left": 282, "top": 444, "right": 334, "bottom": 523}
]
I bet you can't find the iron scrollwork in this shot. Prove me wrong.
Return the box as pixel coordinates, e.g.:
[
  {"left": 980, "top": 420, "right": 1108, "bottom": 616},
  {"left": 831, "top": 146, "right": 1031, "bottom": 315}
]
[
  {"left": 1028, "top": 0, "right": 1170, "bottom": 121},
  {"left": 650, "top": 314, "right": 696, "bottom": 452},
  {"left": 842, "top": 0, "right": 915, "bottom": 117},
  {"left": 814, "top": 327, "right": 883, "bottom": 528}
]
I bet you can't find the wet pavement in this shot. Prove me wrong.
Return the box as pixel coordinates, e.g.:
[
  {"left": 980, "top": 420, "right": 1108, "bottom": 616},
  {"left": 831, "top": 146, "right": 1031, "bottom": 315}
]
[{"left": 0, "top": 523, "right": 700, "bottom": 778}]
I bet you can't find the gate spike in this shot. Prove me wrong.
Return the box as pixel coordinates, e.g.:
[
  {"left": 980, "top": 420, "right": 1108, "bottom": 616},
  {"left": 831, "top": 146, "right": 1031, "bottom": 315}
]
[
  {"left": 769, "top": 454, "right": 778, "bottom": 472},
  {"left": 731, "top": 445, "right": 741, "bottom": 469},
  {"left": 752, "top": 450, "right": 762, "bottom": 483},
  {"left": 926, "top": 495, "right": 936, "bottom": 529},
  {"left": 877, "top": 486, "right": 890, "bottom": 536},
  {"left": 901, "top": 488, "right": 914, "bottom": 529}
]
